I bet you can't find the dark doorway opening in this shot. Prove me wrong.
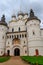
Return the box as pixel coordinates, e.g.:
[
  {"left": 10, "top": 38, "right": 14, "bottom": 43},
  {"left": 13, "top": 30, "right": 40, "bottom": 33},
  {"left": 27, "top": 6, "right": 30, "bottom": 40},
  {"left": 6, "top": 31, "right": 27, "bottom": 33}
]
[
  {"left": 7, "top": 50, "right": 10, "bottom": 56},
  {"left": 35, "top": 49, "right": 39, "bottom": 56},
  {"left": 14, "top": 48, "right": 20, "bottom": 56}
]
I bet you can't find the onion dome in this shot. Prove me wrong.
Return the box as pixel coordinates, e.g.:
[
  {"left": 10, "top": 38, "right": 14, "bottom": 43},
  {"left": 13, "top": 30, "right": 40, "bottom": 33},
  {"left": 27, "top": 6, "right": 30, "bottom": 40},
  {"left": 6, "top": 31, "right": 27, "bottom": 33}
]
[
  {"left": 12, "top": 14, "right": 16, "bottom": 18},
  {"left": 11, "top": 14, "right": 16, "bottom": 21},
  {"left": 27, "top": 9, "right": 41, "bottom": 22},
  {"left": 23, "top": 12, "right": 28, "bottom": 19},
  {"left": 24, "top": 13, "right": 28, "bottom": 16},
  {"left": 17, "top": 11, "right": 24, "bottom": 16},
  {"left": 0, "top": 15, "right": 7, "bottom": 27}
]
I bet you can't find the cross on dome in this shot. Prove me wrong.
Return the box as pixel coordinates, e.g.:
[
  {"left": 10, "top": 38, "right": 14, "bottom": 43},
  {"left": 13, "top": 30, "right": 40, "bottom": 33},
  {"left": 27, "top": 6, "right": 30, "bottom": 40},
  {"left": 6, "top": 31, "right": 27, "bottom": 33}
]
[{"left": 30, "top": 9, "right": 34, "bottom": 17}]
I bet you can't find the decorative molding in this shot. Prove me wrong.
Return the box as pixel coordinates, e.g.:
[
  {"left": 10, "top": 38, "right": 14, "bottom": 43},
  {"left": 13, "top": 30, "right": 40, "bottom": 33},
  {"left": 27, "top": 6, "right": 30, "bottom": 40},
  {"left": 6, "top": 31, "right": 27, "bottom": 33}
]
[{"left": 6, "top": 31, "right": 27, "bottom": 34}]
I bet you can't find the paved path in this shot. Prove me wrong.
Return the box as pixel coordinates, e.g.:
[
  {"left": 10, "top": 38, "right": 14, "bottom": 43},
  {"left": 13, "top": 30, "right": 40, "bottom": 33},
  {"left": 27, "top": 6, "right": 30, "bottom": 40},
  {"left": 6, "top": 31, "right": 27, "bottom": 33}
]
[{"left": 0, "top": 56, "right": 30, "bottom": 65}]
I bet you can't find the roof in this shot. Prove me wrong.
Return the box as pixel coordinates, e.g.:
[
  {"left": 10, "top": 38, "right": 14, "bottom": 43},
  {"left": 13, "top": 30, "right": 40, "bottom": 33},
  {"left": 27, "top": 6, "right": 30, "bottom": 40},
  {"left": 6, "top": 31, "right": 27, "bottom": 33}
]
[
  {"left": 0, "top": 15, "right": 8, "bottom": 27},
  {"left": 26, "top": 9, "right": 41, "bottom": 23},
  {"left": 17, "top": 11, "right": 24, "bottom": 16}
]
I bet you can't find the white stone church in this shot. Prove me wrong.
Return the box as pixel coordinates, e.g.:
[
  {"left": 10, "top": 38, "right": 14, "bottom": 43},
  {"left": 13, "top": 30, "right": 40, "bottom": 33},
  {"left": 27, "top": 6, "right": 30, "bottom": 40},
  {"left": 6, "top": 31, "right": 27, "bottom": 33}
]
[{"left": 0, "top": 9, "right": 43, "bottom": 56}]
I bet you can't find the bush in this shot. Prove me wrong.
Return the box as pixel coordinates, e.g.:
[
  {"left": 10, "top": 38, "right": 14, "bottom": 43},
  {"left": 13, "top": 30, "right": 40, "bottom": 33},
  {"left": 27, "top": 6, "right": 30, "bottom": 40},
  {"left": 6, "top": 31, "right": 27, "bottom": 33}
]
[
  {"left": 21, "top": 56, "right": 43, "bottom": 65},
  {"left": 0, "top": 56, "right": 10, "bottom": 63}
]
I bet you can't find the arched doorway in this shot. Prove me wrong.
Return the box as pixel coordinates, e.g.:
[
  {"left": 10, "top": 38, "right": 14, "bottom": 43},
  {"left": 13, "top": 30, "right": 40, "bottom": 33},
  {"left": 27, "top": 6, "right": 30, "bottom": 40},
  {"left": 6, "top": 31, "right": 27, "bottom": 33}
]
[
  {"left": 35, "top": 49, "right": 39, "bottom": 56},
  {"left": 14, "top": 48, "right": 20, "bottom": 56},
  {"left": 7, "top": 50, "right": 10, "bottom": 56}
]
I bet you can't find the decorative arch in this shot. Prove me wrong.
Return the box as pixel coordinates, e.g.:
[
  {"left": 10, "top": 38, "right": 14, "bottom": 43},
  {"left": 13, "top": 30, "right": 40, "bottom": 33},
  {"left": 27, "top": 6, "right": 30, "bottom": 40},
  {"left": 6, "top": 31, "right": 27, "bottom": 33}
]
[
  {"left": 14, "top": 48, "right": 20, "bottom": 56},
  {"left": 12, "top": 38, "right": 20, "bottom": 44},
  {"left": 7, "top": 50, "right": 10, "bottom": 56},
  {"left": 12, "top": 46, "right": 20, "bottom": 56}
]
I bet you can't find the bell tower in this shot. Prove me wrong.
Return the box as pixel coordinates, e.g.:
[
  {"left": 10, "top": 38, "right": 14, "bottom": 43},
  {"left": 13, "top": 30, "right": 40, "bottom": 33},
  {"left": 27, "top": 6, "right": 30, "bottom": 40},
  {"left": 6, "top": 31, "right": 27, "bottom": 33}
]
[
  {"left": 0, "top": 15, "right": 7, "bottom": 56},
  {"left": 26, "top": 9, "right": 43, "bottom": 56}
]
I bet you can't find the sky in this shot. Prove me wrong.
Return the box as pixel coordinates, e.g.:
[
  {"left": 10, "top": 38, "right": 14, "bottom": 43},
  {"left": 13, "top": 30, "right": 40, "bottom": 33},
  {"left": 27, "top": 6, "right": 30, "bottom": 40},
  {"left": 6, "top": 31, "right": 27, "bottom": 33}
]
[{"left": 0, "top": 0, "right": 43, "bottom": 27}]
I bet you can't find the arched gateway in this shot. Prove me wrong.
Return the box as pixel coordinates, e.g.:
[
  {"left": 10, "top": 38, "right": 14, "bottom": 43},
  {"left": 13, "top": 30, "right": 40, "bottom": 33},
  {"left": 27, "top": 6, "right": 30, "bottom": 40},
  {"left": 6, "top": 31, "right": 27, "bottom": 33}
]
[{"left": 14, "top": 48, "right": 20, "bottom": 56}]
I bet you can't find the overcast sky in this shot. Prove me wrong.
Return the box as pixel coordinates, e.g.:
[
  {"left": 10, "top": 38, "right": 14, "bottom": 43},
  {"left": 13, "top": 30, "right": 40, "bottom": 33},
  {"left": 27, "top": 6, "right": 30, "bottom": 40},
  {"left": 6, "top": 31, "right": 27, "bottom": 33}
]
[{"left": 0, "top": 0, "right": 43, "bottom": 27}]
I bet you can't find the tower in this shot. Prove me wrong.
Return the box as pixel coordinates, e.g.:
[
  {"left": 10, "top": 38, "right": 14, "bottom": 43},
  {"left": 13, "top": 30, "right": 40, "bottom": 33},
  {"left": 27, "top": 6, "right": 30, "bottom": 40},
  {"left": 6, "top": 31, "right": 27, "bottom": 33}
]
[
  {"left": 26, "top": 9, "right": 43, "bottom": 56},
  {"left": 0, "top": 15, "right": 7, "bottom": 56}
]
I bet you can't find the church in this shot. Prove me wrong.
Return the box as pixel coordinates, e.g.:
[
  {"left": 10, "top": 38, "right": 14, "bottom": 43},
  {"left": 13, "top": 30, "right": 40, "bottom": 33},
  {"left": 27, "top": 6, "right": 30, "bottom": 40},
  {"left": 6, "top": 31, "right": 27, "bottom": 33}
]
[{"left": 0, "top": 9, "right": 43, "bottom": 56}]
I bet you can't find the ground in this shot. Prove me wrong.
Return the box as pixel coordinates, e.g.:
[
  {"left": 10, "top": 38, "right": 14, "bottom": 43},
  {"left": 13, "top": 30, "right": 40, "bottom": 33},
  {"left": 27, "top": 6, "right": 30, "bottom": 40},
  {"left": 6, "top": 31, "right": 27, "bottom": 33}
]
[{"left": 0, "top": 56, "right": 30, "bottom": 65}]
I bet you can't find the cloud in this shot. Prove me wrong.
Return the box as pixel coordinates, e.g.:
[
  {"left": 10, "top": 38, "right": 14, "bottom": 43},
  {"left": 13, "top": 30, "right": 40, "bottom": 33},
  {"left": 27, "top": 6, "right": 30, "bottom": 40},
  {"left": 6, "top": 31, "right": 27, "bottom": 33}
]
[{"left": 0, "top": 0, "right": 43, "bottom": 27}]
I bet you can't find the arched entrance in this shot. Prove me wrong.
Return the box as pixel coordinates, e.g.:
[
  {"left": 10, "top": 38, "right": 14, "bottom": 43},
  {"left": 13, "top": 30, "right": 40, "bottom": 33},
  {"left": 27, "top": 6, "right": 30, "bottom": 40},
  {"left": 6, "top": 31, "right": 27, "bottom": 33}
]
[
  {"left": 35, "top": 49, "right": 39, "bottom": 56},
  {"left": 14, "top": 48, "right": 20, "bottom": 56},
  {"left": 7, "top": 50, "right": 10, "bottom": 56}
]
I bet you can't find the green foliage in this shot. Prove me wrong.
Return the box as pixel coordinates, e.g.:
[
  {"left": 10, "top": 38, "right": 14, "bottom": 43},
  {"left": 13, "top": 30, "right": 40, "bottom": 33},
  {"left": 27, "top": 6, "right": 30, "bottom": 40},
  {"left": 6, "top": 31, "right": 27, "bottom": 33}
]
[
  {"left": 0, "top": 56, "right": 10, "bottom": 63},
  {"left": 21, "top": 56, "right": 43, "bottom": 65}
]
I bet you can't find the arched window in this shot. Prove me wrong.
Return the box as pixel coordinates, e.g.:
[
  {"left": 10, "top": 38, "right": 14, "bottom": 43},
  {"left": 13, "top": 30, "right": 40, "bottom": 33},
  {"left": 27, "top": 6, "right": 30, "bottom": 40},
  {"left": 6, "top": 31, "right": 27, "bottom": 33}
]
[
  {"left": 8, "top": 42, "right": 9, "bottom": 44},
  {"left": 20, "top": 34, "right": 21, "bottom": 38},
  {"left": 25, "top": 50, "right": 27, "bottom": 53},
  {"left": 33, "top": 31, "right": 35, "bottom": 35},
  {"left": 25, "top": 34, "right": 26, "bottom": 37},
  {"left": 17, "top": 35, "right": 19, "bottom": 38},
  {"left": 7, "top": 36, "right": 9, "bottom": 39},
  {"left": 12, "top": 35, "right": 13, "bottom": 38},
  {"left": 10, "top": 35, "right": 11, "bottom": 38},
  {"left": 22, "top": 34, "right": 24, "bottom": 38},
  {"left": 24, "top": 41, "right": 25, "bottom": 43},
  {"left": 19, "top": 27, "right": 20, "bottom": 31},
  {"left": 14, "top": 35, "right": 16, "bottom": 38},
  {"left": 12, "top": 28, "right": 14, "bottom": 32},
  {"left": 3, "top": 36, "right": 4, "bottom": 39}
]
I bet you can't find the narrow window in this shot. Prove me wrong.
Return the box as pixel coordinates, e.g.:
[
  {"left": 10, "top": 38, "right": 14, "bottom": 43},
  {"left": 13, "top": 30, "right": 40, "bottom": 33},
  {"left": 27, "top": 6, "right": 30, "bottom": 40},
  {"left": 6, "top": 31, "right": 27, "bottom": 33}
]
[
  {"left": 1, "top": 51, "right": 3, "bottom": 54},
  {"left": 12, "top": 28, "right": 14, "bottom": 32},
  {"left": 8, "top": 42, "right": 9, "bottom": 44},
  {"left": 7, "top": 36, "right": 9, "bottom": 38},
  {"left": 25, "top": 50, "right": 27, "bottom": 53},
  {"left": 17, "top": 35, "right": 19, "bottom": 38},
  {"left": 24, "top": 41, "right": 25, "bottom": 43},
  {"left": 3, "top": 36, "right": 4, "bottom": 39},
  {"left": 33, "top": 31, "right": 35, "bottom": 35},
  {"left": 19, "top": 27, "right": 20, "bottom": 31},
  {"left": 20, "top": 34, "right": 21, "bottom": 38},
  {"left": 22, "top": 34, "right": 24, "bottom": 38},
  {"left": 25, "top": 34, "right": 26, "bottom": 37},
  {"left": 15, "top": 35, "right": 16, "bottom": 38},
  {"left": 12, "top": 35, "right": 13, "bottom": 38},
  {"left": 10, "top": 35, "right": 11, "bottom": 38}
]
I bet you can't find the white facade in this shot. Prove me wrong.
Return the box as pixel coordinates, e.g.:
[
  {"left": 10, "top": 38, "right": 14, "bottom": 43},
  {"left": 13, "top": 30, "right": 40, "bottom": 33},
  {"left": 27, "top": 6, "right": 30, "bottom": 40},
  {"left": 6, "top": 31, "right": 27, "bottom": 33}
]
[{"left": 0, "top": 9, "right": 43, "bottom": 56}]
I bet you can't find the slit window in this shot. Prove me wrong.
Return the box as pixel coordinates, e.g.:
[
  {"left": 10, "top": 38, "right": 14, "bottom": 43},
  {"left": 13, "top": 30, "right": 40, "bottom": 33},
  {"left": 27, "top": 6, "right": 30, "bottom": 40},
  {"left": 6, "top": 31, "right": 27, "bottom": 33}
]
[
  {"left": 12, "top": 28, "right": 14, "bottom": 32},
  {"left": 19, "top": 27, "right": 20, "bottom": 31},
  {"left": 33, "top": 31, "right": 35, "bottom": 35}
]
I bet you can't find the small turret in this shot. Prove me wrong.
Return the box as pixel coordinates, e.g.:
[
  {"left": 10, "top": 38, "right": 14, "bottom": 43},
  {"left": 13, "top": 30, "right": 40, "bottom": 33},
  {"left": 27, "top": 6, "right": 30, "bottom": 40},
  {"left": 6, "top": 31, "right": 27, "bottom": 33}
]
[
  {"left": 27, "top": 9, "right": 41, "bottom": 23},
  {"left": 30, "top": 9, "right": 34, "bottom": 17},
  {"left": 0, "top": 15, "right": 7, "bottom": 26},
  {"left": 1, "top": 15, "right": 5, "bottom": 22}
]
